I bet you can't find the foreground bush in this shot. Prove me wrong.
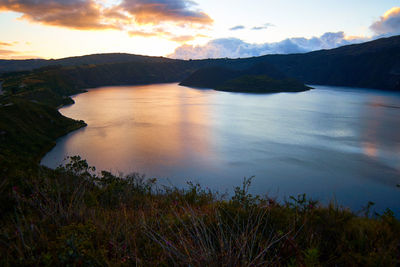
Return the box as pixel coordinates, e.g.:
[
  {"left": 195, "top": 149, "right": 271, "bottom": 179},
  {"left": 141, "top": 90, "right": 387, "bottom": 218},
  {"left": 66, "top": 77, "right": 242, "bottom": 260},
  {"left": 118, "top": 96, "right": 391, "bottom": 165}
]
[{"left": 0, "top": 156, "right": 399, "bottom": 266}]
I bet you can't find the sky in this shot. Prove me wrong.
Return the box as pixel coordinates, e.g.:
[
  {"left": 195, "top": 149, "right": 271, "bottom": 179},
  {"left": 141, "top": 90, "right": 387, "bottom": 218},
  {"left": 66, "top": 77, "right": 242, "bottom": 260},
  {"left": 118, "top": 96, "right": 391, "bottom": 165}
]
[{"left": 0, "top": 0, "right": 399, "bottom": 59}]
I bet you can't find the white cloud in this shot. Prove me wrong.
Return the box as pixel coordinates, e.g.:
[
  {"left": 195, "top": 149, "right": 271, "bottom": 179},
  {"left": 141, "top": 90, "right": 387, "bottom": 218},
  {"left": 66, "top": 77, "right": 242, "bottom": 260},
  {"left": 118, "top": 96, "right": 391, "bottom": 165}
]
[
  {"left": 171, "top": 6, "right": 400, "bottom": 59},
  {"left": 170, "top": 32, "right": 366, "bottom": 59},
  {"left": 370, "top": 7, "right": 400, "bottom": 36}
]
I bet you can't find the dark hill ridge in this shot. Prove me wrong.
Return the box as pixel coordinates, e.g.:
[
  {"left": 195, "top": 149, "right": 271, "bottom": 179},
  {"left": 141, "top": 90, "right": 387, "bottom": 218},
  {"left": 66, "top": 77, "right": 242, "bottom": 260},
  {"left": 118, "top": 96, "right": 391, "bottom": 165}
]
[
  {"left": 0, "top": 53, "right": 178, "bottom": 73},
  {"left": 179, "top": 66, "right": 240, "bottom": 88},
  {"left": 181, "top": 35, "right": 400, "bottom": 91},
  {"left": 216, "top": 75, "right": 311, "bottom": 93},
  {"left": 178, "top": 62, "right": 310, "bottom": 93},
  {"left": 260, "top": 36, "right": 400, "bottom": 90},
  {"left": 0, "top": 60, "right": 201, "bottom": 107},
  {"left": 1, "top": 35, "right": 400, "bottom": 91}
]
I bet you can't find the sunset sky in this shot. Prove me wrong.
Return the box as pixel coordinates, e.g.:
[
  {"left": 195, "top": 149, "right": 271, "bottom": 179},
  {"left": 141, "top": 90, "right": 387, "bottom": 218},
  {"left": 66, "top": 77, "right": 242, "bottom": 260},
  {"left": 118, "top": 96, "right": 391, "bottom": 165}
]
[{"left": 0, "top": 0, "right": 399, "bottom": 59}]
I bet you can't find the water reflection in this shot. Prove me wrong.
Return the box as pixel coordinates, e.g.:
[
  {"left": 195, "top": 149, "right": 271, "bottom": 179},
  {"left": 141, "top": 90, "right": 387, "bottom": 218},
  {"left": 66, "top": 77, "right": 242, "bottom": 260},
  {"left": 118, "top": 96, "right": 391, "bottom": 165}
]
[
  {"left": 44, "top": 84, "right": 218, "bottom": 176},
  {"left": 363, "top": 142, "right": 377, "bottom": 158},
  {"left": 42, "top": 83, "right": 400, "bottom": 214},
  {"left": 361, "top": 95, "right": 400, "bottom": 169}
]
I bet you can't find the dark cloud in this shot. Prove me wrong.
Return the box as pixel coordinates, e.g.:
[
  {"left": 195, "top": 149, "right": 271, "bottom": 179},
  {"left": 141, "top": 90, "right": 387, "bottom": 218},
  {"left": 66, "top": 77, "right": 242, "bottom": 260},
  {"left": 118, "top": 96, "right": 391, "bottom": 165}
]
[
  {"left": 0, "top": 0, "right": 119, "bottom": 30},
  {"left": 120, "top": 0, "right": 213, "bottom": 25},
  {"left": 0, "top": 0, "right": 212, "bottom": 30},
  {"left": 370, "top": 7, "right": 400, "bottom": 36},
  {"left": 229, "top": 25, "right": 245, "bottom": 31},
  {"left": 251, "top": 23, "right": 274, "bottom": 30},
  {"left": 170, "top": 32, "right": 367, "bottom": 59}
]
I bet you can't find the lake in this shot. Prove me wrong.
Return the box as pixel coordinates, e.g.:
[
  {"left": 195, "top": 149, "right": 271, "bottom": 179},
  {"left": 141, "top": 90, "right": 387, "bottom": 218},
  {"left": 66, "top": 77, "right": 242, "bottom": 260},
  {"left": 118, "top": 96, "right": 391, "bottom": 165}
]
[{"left": 41, "top": 83, "right": 400, "bottom": 214}]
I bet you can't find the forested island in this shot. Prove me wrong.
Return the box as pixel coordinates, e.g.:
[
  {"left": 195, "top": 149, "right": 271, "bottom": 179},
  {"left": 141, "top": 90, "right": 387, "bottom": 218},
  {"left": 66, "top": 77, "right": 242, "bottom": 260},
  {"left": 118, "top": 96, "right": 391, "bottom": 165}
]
[
  {"left": 0, "top": 36, "right": 400, "bottom": 266},
  {"left": 179, "top": 64, "right": 311, "bottom": 93}
]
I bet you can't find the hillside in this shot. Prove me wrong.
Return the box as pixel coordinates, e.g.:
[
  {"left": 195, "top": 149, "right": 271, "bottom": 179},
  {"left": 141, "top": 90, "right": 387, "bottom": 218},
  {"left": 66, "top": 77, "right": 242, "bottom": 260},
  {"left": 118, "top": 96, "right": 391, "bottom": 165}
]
[
  {"left": 0, "top": 60, "right": 200, "bottom": 107},
  {"left": 0, "top": 37, "right": 400, "bottom": 267},
  {"left": 2, "top": 35, "right": 400, "bottom": 91},
  {"left": 261, "top": 36, "right": 400, "bottom": 90},
  {"left": 181, "top": 35, "right": 400, "bottom": 91},
  {"left": 0, "top": 53, "right": 178, "bottom": 73},
  {"left": 0, "top": 97, "right": 86, "bottom": 170}
]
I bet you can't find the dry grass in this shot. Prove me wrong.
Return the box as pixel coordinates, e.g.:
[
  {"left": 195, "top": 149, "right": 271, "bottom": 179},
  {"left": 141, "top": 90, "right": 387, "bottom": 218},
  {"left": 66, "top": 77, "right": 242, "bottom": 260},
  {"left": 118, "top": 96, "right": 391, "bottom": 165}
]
[{"left": 1, "top": 156, "right": 399, "bottom": 266}]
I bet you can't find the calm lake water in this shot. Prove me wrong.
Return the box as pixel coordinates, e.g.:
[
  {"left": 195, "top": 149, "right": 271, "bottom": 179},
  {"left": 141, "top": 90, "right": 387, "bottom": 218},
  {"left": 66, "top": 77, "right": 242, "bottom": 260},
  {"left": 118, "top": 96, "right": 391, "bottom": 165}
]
[{"left": 42, "top": 83, "right": 400, "bottom": 214}]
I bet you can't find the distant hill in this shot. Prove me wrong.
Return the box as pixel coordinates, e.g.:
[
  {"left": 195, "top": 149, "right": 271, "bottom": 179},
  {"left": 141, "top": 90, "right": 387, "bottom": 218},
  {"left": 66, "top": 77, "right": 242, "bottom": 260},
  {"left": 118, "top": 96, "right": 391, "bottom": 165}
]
[
  {"left": 0, "top": 60, "right": 199, "bottom": 107},
  {"left": 181, "top": 35, "right": 400, "bottom": 91},
  {"left": 1, "top": 35, "right": 400, "bottom": 91},
  {"left": 0, "top": 53, "right": 178, "bottom": 73},
  {"left": 261, "top": 36, "right": 400, "bottom": 91}
]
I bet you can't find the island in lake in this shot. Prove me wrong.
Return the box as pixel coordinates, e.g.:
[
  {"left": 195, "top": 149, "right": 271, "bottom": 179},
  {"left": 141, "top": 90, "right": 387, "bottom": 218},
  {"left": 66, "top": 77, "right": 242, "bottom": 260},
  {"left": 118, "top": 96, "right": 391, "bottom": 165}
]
[
  {"left": 216, "top": 75, "right": 311, "bottom": 93},
  {"left": 179, "top": 63, "right": 311, "bottom": 93}
]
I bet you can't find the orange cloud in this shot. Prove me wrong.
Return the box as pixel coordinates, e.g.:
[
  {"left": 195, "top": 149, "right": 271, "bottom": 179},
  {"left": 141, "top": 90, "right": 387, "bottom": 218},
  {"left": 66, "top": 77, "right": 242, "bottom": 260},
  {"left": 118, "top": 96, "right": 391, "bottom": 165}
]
[
  {"left": 0, "top": 0, "right": 212, "bottom": 32},
  {"left": 0, "top": 0, "right": 121, "bottom": 30},
  {"left": 0, "top": 40, "right": 39, "bottom": 58},
  {"left": 128, "top": 30, "right": 159, "bottom": 37},
  {"left": 0, "top": 48, "right": 33, "bottom": 59},
  {"left": 170, "top": 33, "right": 208, "bottom": 43},
  {"left": 0, "top": 41, "right": 13, "bottom": 46},
  {"left": 120, "top": 0, "right": 213, "bottom": 25},
  {"left": 0, "top": 0, "right": 212, "bottom": 47},
  {"left": 129, "top": 27, "right": 208, "bottom": 43},
  {"left": 0, "top": 40, "right": 21, "bottom": 58},
  {"left": 383, "top": 7, "right": 400, "bottom": 19},
  {"left": 370, "top": 7, "right": 400, "bottom": 36},
  {"left": 0, "top": 49, "right": 17, "bottom": 55}
]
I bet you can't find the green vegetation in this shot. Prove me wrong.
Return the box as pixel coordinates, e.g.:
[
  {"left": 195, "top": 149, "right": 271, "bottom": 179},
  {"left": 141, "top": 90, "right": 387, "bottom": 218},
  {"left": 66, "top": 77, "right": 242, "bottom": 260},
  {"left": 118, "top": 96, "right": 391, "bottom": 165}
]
[
  {"left": 0, "top": 66, "right": 87, "bottom": 182},
  {"left": 2, "top": 35, "right": 400, "bottom": 91},
  {"left": 0, "top": 39, "right": 400, "bottom": 265},
  {"left": 0, "top": 61, "right": 200, "bottom": 107},
  {"left": 216, "top": 75, "right": 311, "bottom": 93},
  {"left": 1, "top": 157, "right": 399, "bottom": 266},
  {"left": 0, "top": 58, "right": 203, "bottom": 170},
  {"left": 0, "top": 97, "right": 86, "bottom": 165}
]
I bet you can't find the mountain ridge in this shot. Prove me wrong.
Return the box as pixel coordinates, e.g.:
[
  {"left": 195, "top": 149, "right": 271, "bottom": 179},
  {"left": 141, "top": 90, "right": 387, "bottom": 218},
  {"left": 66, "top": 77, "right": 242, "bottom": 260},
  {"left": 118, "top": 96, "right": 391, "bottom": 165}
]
[{"left": 1, "top": 35, "right": 400, "bottom": 91}]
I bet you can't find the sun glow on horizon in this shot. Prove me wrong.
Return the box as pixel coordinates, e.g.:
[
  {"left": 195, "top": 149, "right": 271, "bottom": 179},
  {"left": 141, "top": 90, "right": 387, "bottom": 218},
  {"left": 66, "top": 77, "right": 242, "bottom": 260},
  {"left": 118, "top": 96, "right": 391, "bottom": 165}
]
[{"left": 0, "top": 1, "right": 399, "bottom": 59}]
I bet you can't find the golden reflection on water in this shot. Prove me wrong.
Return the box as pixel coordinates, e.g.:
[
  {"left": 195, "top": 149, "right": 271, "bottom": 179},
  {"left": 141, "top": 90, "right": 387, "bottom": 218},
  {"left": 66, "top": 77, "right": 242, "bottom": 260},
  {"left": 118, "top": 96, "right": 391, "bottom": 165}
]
[
  {"left": 60, "top": 84, "right": 216, "bottom": 172},
  {"left": 363, "top": 142, "right": 377, "bottom": 158},
  {"left": 361, "top": 95, "right": 400, "bottom": 173},
  {"left": 361, "top": 96, "right": 385, "bottom": 159},
  {"left": 41, "top": 84, "right": 400, "bottom": 214}
]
